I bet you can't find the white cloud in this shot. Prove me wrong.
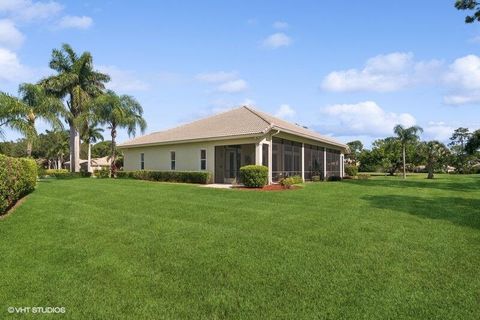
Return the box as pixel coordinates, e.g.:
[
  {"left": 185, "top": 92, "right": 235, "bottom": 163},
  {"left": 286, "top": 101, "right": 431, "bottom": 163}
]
[
  {"left": 423, "top": 121, "right": 455, "bottom": 142},
  {"left": 0, "top": 19, "right": 24, "bottom": 49},
  {"left": 57, "top": 15, "right": 93, "bottom": 29},
  {"left": 216, "top": 79, "right": 248, "bottom": 93},
  {"left": 0, "top": 47, "right": 33, "bottom": 82},
  {"left": 262, "top": 32, "right": 292, "bottom": 49},
  {"left": 197, "top": 70, "right": 248, "bottom": 93},
  {"left": 443, "top": 54, "right": 480, "bottom": 105},
  {"left": 320, "top": 101, "right": 416, "bottom": 136},
  {"left": 0, "top": 0, "right": 63, "bottom": 22},
  {"left": 196, "top": 71, "right": 237, "bottom": 83},
  {"left": 273, "top": 21, "right": 288, "bottom": 29},
  {"left": 98, "top": 65, "right": 149, "bottom": 92},
  {"left": 321, "top": 52, "right": 442, "bottom": 92},
  {"left": 275, "top": 104, "right": 296, "bottom": 119}
]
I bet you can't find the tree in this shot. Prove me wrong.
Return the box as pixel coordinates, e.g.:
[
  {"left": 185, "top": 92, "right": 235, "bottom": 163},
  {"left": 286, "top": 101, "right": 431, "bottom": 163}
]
[
  {"left": 0, "top": 84, "right": 63, "bottom": 156},
  {"left": 393, "top": 124, "right": 423, "bottom": 179},
  {"left": 0, "top": 93, "right": 33, "bottom": 141},
  {"left": 92, "top": 90, "right": 146, "bottom": 177},
  {"left": 346, "top": 140, "right": 363, "bottom": 165},
  {"left": 449, "top": 127, "right": 472, "bottom": 173},
  {"left": 40, "top": 44, "right": 110, "bottom": 172},
  {"left": 455, "top": 0, "right": 480, "bottom": 23},
  {"left": 421, "top": 141, "right": 450, "bottom": 179},
  {"left": 81, "top": 121, "right": 104, "bottom": 173},
  {"left": 466, "top": 129, "right": 480, "bottom": 154}
]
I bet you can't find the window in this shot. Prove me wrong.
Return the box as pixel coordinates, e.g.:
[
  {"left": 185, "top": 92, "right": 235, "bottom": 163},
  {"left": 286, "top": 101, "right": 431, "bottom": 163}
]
[
  {"left": 200, "top": 149, "right": 207, "bottom": 170},
  {"left": 170, "top": 151, "right": 176, "bottom": 170},
  {"left": 140, "top": 153, "right": 144, "bottom": 170}
]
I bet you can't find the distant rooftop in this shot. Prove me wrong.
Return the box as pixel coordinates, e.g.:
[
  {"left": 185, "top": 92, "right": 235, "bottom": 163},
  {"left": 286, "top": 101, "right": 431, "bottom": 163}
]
[{"left": 118, "top": 106, "right": 347, "bottom": 149}]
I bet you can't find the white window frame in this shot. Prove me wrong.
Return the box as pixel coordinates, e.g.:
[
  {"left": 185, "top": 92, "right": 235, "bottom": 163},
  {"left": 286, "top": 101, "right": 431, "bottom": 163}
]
[
  {"left": 170, "top": 151, "right": 176, "bottom": 170},
  {"left": 200, "top": 149, "right": 207, "bottom": 170},
  {"left": 140, "top": 153, "right": 145, "bottom": 170}
]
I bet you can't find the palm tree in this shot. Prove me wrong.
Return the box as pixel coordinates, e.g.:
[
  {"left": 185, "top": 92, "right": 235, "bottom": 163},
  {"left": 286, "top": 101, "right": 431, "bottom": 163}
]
[
  {"left": 81, "top": 121, "right": 104, "bottom": 173},
  {"left": 0, "top": 93, "right": 34, "bottom": 142},
  {"left": 422, "top": 141, "right": 450, "bottom": 179},
  {"left": 393, "top": 124, "right": 423, "bottom": 179},
  {"left": 40, "top": 44, "right": 110, "bottom": 172},
  {"left": 93, "top": 90, "right": 146, "bottom": 177}
]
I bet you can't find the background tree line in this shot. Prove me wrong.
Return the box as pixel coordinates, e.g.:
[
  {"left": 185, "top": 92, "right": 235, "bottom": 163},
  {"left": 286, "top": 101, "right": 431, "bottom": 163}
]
[
  {"left": 0, "top": 44, "right": 147, "bottom": 177},
  {"left": 347, "top": 126, "right": 480, "bottom": 178}
]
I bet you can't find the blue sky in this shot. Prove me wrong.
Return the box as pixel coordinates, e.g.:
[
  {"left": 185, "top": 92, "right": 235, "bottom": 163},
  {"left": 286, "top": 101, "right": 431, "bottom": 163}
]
[{"left": 1, "top": 0, "right": 480, "bottom": 147}]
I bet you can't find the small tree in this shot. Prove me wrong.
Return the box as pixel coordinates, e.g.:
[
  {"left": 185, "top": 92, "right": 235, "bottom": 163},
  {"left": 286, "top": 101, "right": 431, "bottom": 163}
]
[
  {"left": 346, "top": 140, "right": 363, "bottom": 165},
  {"left": 422, "top": 141, "right": 450, "bottom": 179},
  {"left": 393, "top": 125, "right": 423, "bottom": 179},
  {"left": 466, "top": 129, "right": 480, "bottom": 155}
]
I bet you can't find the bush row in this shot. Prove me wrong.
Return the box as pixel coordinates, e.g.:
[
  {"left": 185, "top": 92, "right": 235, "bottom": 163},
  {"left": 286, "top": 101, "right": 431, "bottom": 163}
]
[
  {"left": 117, "top": 170, "right": 211, "bottom": 184},
  {"left": 0, "top": 154, "right": 37, "bottom": 214}
]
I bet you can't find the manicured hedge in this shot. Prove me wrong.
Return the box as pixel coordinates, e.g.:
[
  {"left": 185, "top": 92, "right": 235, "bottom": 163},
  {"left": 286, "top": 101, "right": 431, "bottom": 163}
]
[
  {"left": 44, "top": 169, "right": 83, "bottom": 179},
  {"left": 0, "top": 154, "right": 37, "bottom": 214},
  {"left": 116, "top": 170, "right": 211, "bottom": 184},
  {"left": 239, "top": 165, "right": 268, "bottom": 188}
]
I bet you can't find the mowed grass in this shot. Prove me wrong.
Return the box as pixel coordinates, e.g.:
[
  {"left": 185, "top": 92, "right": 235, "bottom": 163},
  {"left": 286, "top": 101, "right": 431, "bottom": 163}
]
[{"left": 1, "top": 175, "right": 479, "bottom": 319}]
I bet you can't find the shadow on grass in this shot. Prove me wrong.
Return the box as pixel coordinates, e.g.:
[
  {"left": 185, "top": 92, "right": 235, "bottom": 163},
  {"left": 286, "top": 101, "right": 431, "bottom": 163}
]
[
  {"left": 344, "top": 176, "right": 480, "bottom": 192},
  {"left": 362, "top": 194, "right": 480, "bottom": 230}
]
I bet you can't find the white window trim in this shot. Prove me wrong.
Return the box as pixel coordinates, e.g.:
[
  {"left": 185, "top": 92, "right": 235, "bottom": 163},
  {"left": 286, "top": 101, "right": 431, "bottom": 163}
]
[
  {"left": 140, "top": 153, "right": 145, "bottom": 170},
  {"left": 200, "top": 148, "right": 207, "bottom": 171},
  {"left": 170, "top": 150, "right": 176, "bottom": 170}
]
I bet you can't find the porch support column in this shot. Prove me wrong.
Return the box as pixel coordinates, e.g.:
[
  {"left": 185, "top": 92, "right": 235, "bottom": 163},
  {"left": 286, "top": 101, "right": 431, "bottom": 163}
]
[
  {"left": 255, "top": 143, "right": 262, "bottom": 165},
  {"left": 301, "top": 143, "right": 305, "bottom": 182},
  {"left": 340, "top": 153, "right": 344, "bottom": 178},
  {"left": 323, "top": 147, "right": 327, "bottom": 180},
  {"left": 268, "top": 141, "right": 273, "bottom": 184}
]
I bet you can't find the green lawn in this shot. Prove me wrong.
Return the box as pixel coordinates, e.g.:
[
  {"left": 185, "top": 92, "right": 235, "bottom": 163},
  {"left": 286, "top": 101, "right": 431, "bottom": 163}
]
[{"left": 1, "top": 175, "right": 479, "bottom": 319}]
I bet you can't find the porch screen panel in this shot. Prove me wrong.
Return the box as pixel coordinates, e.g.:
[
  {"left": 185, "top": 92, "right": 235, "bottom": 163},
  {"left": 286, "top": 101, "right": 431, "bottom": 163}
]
[
  {"left": 304, "top": 145, "right": 324, "bottom": 180},
  {"left": 272, "top": 138, "right": 302, "bottom": 180},
  {"left": 326, "top": 148, "right": 340, "bottom": 178}
]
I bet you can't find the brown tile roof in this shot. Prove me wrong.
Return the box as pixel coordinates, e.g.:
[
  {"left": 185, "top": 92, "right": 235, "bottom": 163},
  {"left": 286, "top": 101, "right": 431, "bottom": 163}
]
[{"left": 118, "top": 106, "right": 347, "bottom": 149}]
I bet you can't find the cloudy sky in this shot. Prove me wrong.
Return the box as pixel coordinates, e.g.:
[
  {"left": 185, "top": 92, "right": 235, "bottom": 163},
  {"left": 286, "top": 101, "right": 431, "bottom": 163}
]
[{"left": 1, "top": 0, "right": 480, "bottom": 147}]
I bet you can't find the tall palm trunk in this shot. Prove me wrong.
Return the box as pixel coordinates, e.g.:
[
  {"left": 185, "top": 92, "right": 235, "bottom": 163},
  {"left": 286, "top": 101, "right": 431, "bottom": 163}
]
[
  {"left": 402, "top": 144, "right": 406, "bottom": 179},
  {"left": 26, "top": 141, "right": 33, "bottom": 157},
  {"left": 87, "top": 142, "right": 92, "bottom": 173},
  {"left": 110, "top": 126, "right": 117, "bottom": 178},
  {"left": 69, "top": 121, "right": 81, "bottom": 172}
]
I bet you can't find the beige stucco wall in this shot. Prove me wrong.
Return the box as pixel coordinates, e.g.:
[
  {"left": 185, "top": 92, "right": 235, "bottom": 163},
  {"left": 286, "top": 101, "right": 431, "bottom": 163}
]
[{"left": 121, "top": 136, "right": 262, "bottom": 176}]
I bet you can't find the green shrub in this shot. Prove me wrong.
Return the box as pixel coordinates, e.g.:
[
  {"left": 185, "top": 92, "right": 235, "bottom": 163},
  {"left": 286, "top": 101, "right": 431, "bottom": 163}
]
[
  {"left": 116, "top": 170, "right": 211, "bottom": 184},
  {"left": 280, "top": 177, "right": 294, "bottom": 189},
  {"left": 311, "top": 175, "right": 322, "bottom": 182},
  {"left": 94, "top": 168, "right": 110, "bottom": 178},
  {"left": 357, "top": 173, "right": 371, "bottom": 180},
  {"left": 327, "top": 176, "right": 342, "bottom": 181},
  {"left": 239, "top": 165, "right": 268, "bottom": 188},
  {"left": 80, "top": 171, "right": 92, "bottom": 178},
  {"left": 345, "top": 165, "right": 358, "bottom": 177},
  {"left": 0, "top": 154, "right": 37, "bottom": 214},
  {"left": 280, "top": 175, "right": 303, "bottom": 189},
  {"left": 45, "top": 169, "right": 68, "bottom": 176}
]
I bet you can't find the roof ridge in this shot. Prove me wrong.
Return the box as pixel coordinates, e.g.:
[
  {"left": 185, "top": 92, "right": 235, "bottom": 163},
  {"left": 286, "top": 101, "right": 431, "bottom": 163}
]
[
  {"left": 242, "top": 105, "right": 273, "bottom": 126},
  {"left": 121, "top": 106, "right": 248, "bottom": 145}
]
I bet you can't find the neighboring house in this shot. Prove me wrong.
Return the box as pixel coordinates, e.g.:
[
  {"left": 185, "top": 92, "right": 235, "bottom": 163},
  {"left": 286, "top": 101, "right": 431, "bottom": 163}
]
[
  {"left": 64, "top": 156, "right": 112, "bottom": 172},
  {"left": 118, "top": 106, "right": 348, "bottom": 184}
]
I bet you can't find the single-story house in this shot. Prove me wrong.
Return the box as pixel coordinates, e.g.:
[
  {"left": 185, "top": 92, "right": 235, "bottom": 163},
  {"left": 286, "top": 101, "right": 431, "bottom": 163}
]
[
  {"left": 118, "top": 106, "right": 348, "bottom": 184},
  {"left": 65, "top": 156, "right": 112, "bottom": 172}
]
